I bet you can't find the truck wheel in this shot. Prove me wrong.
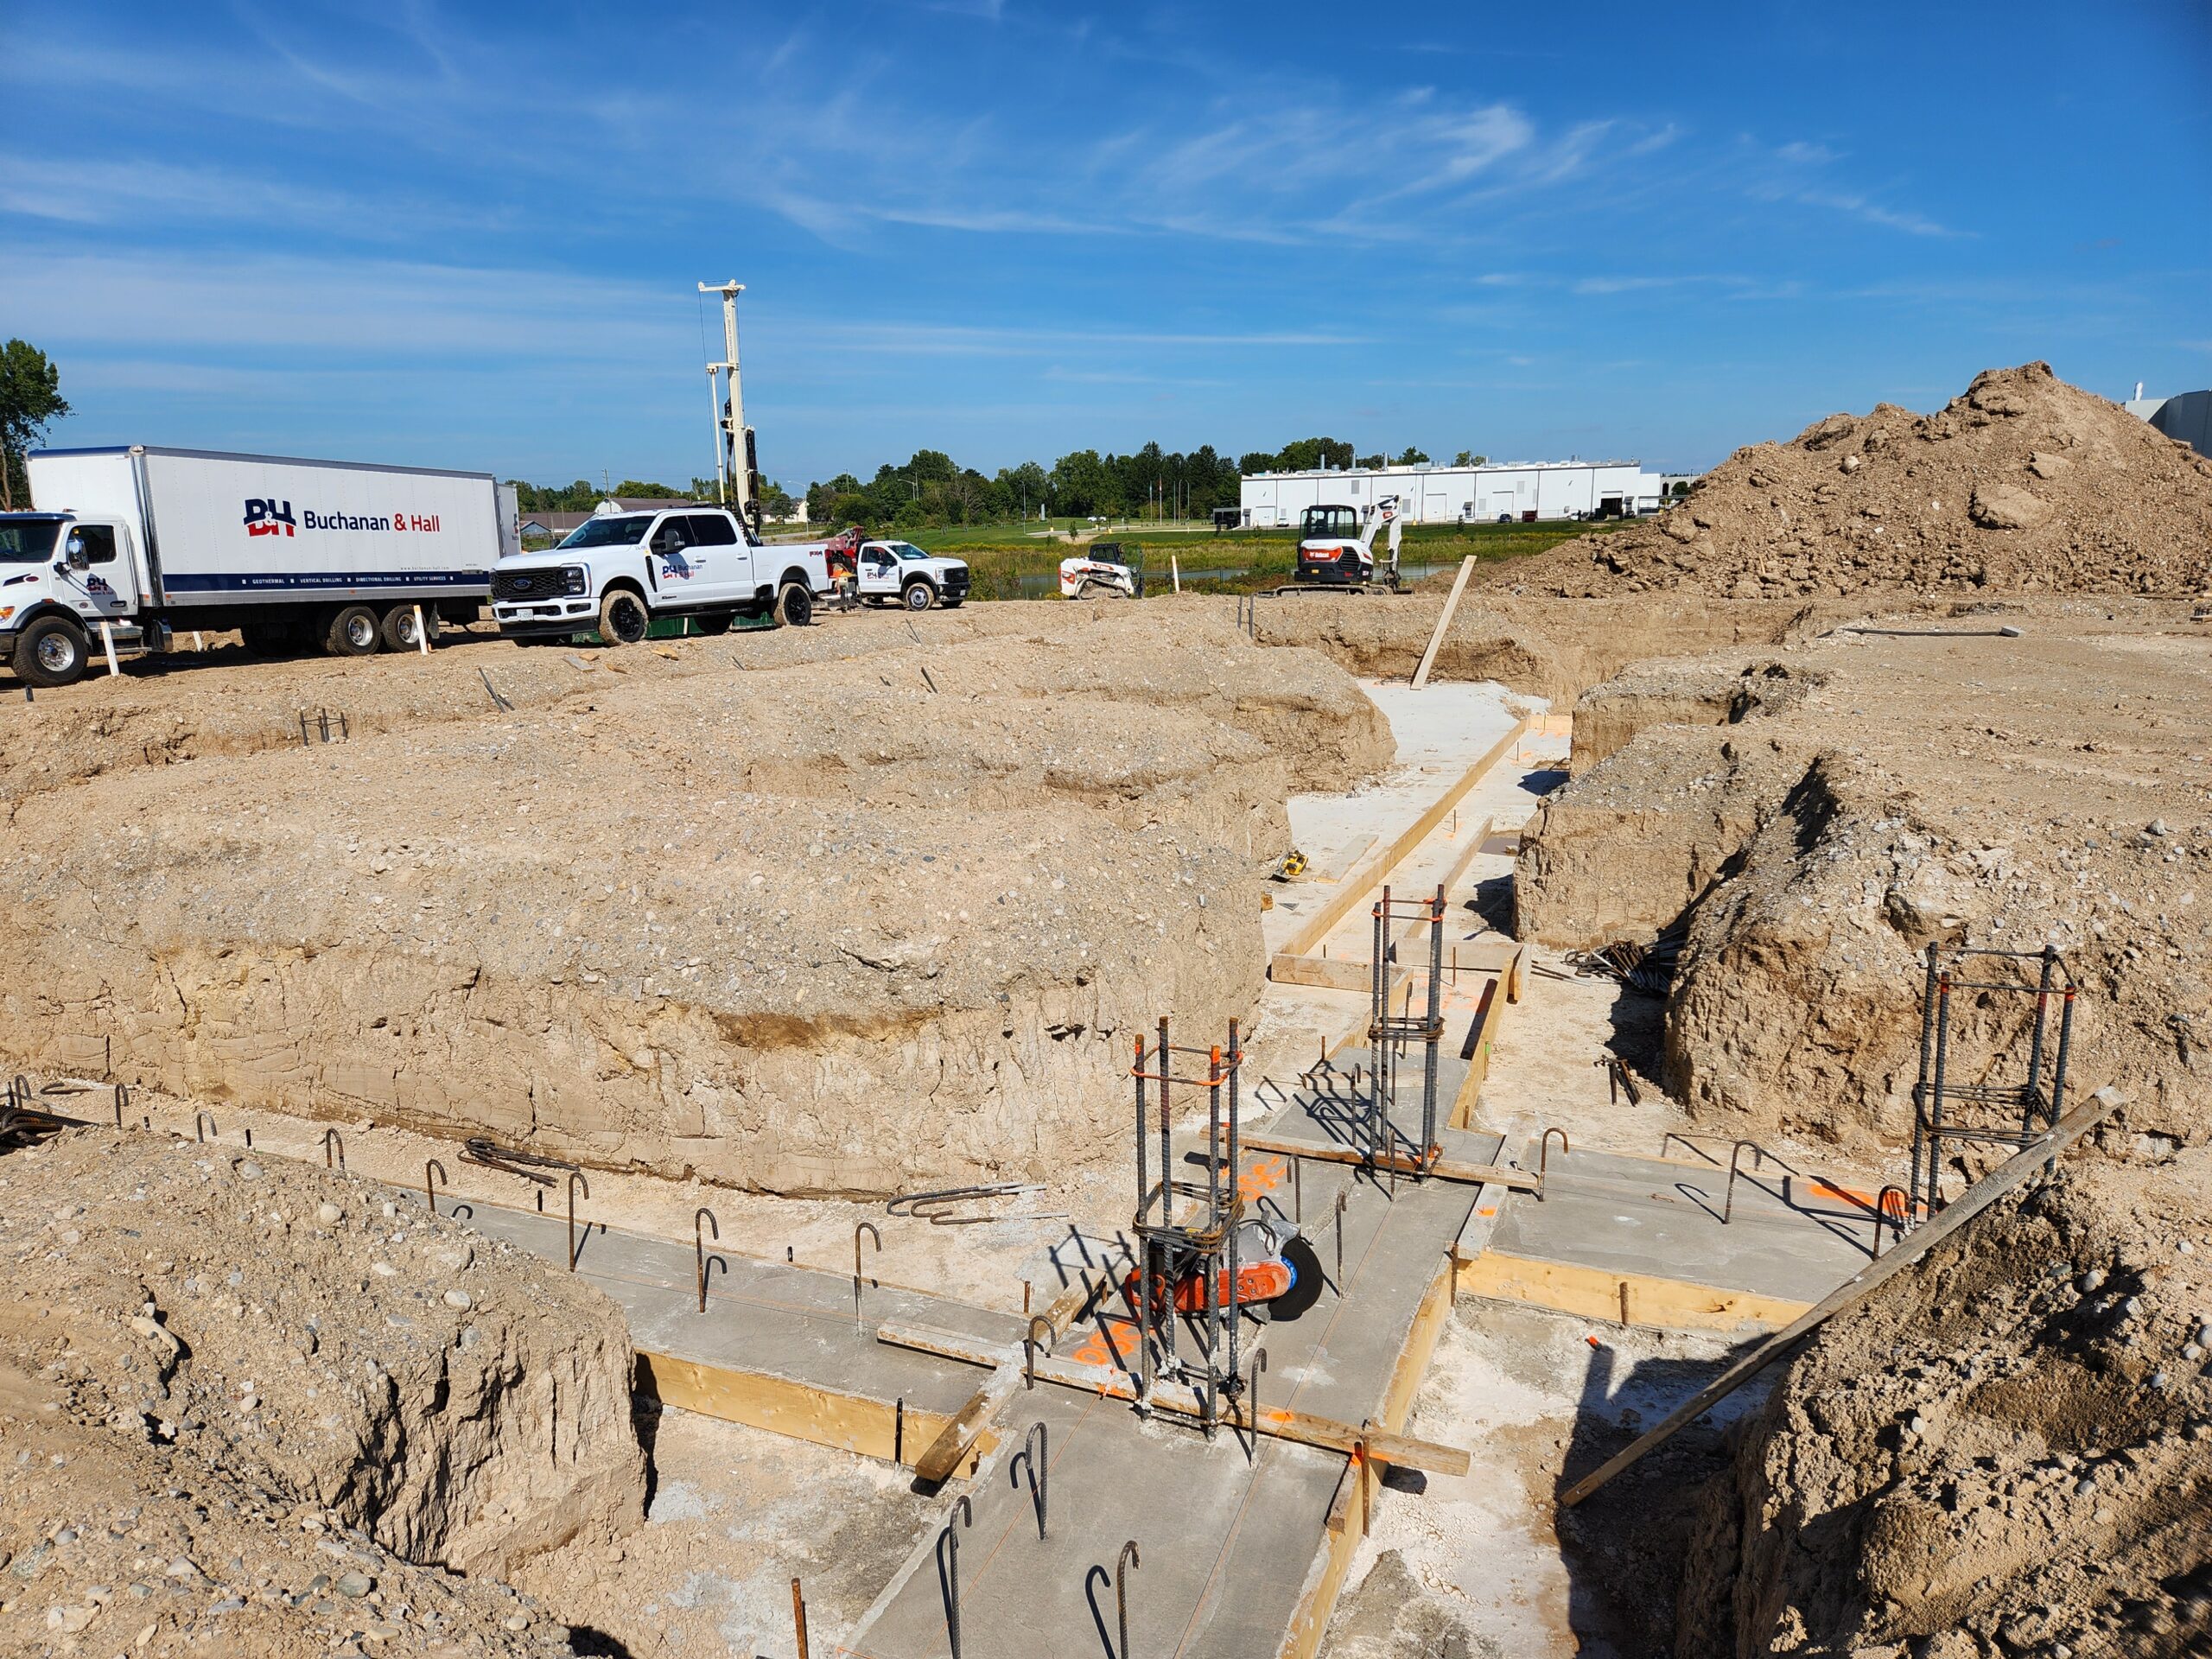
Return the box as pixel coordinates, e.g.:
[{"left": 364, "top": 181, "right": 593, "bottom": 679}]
[
  {"left": 11, "top": 614, "right": 89, "bottom": 688},
  {"left": 379, "top": 605, "right": 440, "bottom": 652},
  {"left": 597, "top": 588, "right": 650, "bottom": 646},
  {"left": 901, "top": 581, "right": 934, "bottom": 612},
  {"left": 323, "top": 605, "right": 381, "bottom": 657},
  {"left": 774, "top": 583, "right": 813, "bottom": 627}
]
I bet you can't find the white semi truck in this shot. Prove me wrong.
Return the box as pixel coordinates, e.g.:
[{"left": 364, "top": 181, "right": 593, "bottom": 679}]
[{"left": 0, "top": 446, "right": 513, "bottom": 687}]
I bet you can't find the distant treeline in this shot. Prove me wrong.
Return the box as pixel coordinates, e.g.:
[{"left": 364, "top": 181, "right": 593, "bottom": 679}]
[{"left": 510, "top": 435, "right": 1484, "bottom": 531}]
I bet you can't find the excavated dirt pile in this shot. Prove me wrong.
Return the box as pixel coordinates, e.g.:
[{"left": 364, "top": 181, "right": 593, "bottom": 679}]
[
  {"left": 1516, "top": 600, "right": 2211, "bottom": 1167},
  {"left": 0, "top": 608, "right": 1389, "bottom": 1194},
  {"left": 1493, "top": 363, "right": 2212, "bottom": 599},
  {"left": 0, "top": 1128, "right": 644, "bottom": 1655},
  {"left": 1679, "top": 1150, "right": 2212, "bottom": 1657}
]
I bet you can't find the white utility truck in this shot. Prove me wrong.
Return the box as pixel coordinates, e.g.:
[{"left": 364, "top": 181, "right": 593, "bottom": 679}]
[
  {"left": 850, "top": 539, "right": 970, "bottom": 610},
  {"left": 491, "top": 504, "right": 833, "bottom": 642},
  {"left": 0, "top": 446, "right": 513, "bottom": 687}
]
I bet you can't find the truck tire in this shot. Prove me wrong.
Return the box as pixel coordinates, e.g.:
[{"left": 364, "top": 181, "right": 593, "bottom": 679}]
[
  {"left": 901, "top": 580, "right": 934, "bottom": 612},
  {"left": 323, "top": 605, "right": 382, "bottom": 657},
  {"left": 597, "top": 588, "right": 650, "bottom": 646},
  {"left": 774, "top": 583, "right": 813, "bottom": 627},
  {"left": 11, "top": 614, "right": 90, "bottom": 688},
  {"left": 379, "top": 604, "right": 440, "bottom": 652}
]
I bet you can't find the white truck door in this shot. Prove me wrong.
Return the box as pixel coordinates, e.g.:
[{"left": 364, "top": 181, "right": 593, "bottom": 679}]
[
  {"left": 54, "top": 521, "right": 136, "bottom": 627},
  {"left": 857, "top": 542, "right": 898, "bottom": 600},
  {"left": 644, "top": 513, "right": 703, "bottom": 607},
  {"left": 680, "top": 511, "right": 750, "bottom": 605}
]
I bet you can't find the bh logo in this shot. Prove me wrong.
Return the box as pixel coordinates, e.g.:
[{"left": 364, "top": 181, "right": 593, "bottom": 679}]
[{"left": 244, "top": 498, "right": 298, "bottom": 538}]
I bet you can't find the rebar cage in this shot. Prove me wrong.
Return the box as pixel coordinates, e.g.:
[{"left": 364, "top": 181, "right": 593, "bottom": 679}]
[
  {"left": 1909, "top": 942, "right": 2076, "bottom": 1222},
  {"left": 1365, "top": 883, "right": 1447, "bottom": 1173},
  {"left": 1131, "top": 1017, "right": 1245, "bottom": 1432}
]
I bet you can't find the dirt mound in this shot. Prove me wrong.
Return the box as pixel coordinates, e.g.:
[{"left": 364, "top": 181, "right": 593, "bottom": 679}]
[
  {"left": 0, "top": 1128, "right": 644, "bottom": 1654},
  {"left": 0, "top": 609, "right": 1389, "bottom": 1195},
  {"left": 1491, "top": 363, "right": 2212, "bottom": 599},
  {"left": 1679, "top": 1151, "right": 2212, "bottom": 1656},
  {"left": 1516, "top": 598, "right": 2210, "bottom": 1166}
]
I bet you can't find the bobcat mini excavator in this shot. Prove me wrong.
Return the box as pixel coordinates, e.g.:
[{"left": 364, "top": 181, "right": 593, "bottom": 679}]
[{"left": 1289, "top": 494, "right": 1404, "bottom": 592}]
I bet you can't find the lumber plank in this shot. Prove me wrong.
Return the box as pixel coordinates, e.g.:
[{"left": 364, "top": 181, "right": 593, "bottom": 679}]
[
  {"left": 1273, "top": 716, "right": 1529, "bottom": 965},
  {"left": 872, "top": 1320, "right": 1471, "bottom": 1477},
  {"left": 1455, "top": 1250, "right": 1810, "bottom": 1333},
  {"left": 910, "top": 1366, "right": 1019, "bottom": 1485},
  {"left": 633, "top": 1351, "right": 991, "bottom": 1477},
  {"left": 1410, "top": 555, "right": 1478, "bottom": 690},
  {"left": 1240, "top": 1132, "right": 1541, "bottom": 1192},
  {"left": 1270, "top": 931, "right": 1519, "bottom": 992},
  {"left": 1558, "top": 1090, "right": 2126, "bottom": 1508}
]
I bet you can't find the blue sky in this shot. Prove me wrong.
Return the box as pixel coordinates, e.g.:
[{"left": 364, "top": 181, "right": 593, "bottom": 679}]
[{"left": 5, "top": 1, "right": 2209, "bottom": 488}]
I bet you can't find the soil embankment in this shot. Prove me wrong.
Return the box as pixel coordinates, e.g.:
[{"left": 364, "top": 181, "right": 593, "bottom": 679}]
[
  {"left": 1492, "top": 361, "right": 2212, "bottom": 599},
  {"left": 0, "top": 607, "right": 1389, "bottom": 1194},
  {"left": 0, "top": 1128, "right": 643, "bottom": 1654}
]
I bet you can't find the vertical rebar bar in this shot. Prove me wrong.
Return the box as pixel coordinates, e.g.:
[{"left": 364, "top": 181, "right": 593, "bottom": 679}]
[
  {"left": 2024, "top": 944, "right": 2056, "bottom": 1111},
  {"left": 1910, "top": 942, "right": 1941, "bottom": 1224},
  {"left": 1201, "top": 1040, "right": 1223, "bottom": 1437},
  {"left": 1224, "top": 1020, "right": 1242, "bottom": 1424},
  {"left": 1928, "top": 969, "right": 1954, "bottom": 1213},
  {"left": 791, "top": 1578, "right": 810, "bottom": 1659},
  {"left": 1421, "top": 884, "right": 1443, "bottom": 1162}
]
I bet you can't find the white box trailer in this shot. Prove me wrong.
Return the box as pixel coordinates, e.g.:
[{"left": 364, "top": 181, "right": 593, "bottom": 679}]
[{"left": 1, "top": 446, "right": 514, "bottom": 687}]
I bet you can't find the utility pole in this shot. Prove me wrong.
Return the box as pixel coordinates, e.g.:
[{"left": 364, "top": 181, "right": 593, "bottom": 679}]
[{"left": 697, "top": 280, "right": 756, "bottom": 537}]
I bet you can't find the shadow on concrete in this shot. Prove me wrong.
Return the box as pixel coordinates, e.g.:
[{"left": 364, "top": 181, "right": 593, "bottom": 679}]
[{"left": 1553, "top": 1332, "right": 1771, "bottom": 1657}]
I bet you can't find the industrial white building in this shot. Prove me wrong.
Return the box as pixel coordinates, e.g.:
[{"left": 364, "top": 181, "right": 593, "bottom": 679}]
[{"left": 1239, "top": 459, "right": 1663, "bottom": 528}]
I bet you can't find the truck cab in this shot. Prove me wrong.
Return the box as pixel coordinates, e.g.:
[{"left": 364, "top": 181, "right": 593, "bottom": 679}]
[
  {"left": 0, "top": 511, "right": 150, "bottom": 686},
  {"left": 852, "top": 540, "right": 969, "bottom": 611},
  {"left": 491, "top": 505, "right": 831, "bottom": 644}
]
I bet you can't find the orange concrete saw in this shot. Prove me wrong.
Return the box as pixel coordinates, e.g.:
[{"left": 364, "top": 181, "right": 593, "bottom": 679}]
[{"left": 1125, "top": 1218, "right": 1325, "bottom": 1322}]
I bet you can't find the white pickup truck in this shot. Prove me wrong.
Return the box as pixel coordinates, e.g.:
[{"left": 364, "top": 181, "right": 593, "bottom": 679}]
[
  {"left": 491, "top": 505, "right": 831, "bottom": 643},
  {"left": 848, "top": 539, "right": 970, "bottom": 610}
]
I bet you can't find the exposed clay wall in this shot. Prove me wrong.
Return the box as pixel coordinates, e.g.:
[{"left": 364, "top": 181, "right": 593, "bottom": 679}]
[
  {"left": 0, "top": 1131, "right": 643, "bottom": 1586},
  {"left": 1678, "top": 1152, "right": 2212, "bottom": 1657},
  {"left": 1514, "top": 602, "right": 2209, "bottom": 1165},
  {"left": 0, "top": 612, "right": 1390, "bottom": 1194}
]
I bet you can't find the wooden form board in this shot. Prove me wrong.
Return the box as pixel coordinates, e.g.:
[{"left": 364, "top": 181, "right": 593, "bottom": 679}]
[
  {"left": 872, "top": 1319, "right": 1471, "bottom": 1478},
  {"left": 1278, "top": 1253, "right": 1459, "bottom": 1659},
  {"left": 634, "top": 1351, "right": 995, "bottom": 1480},
  {"left": 1446, "top": 951, "right": 1523, "bottom": 1130},
  {"left": 1410, "top": 556, "right": 1478, "bottom": 690},
  {"left": 1239, "top": 1132, "right": 1542, "bottom": 1192},
  {"left": 1270, "top": 716, "right": 1528, "bottom": 974},
  {"left": 1268, "top": 930, "right": 1518, "bottom": 995},
  {"left": 1455, "top": 1250, "right": 1811, "bottom": 1334}
]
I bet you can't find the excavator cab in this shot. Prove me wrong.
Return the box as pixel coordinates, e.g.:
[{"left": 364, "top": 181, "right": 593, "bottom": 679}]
[{"left": 1294, "top": 504, "right": 1367, "bottom": 585}]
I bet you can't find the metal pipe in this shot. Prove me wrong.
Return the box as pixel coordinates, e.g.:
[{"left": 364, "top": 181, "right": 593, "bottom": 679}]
[
  {"left": 1116, "top": 1540, "right": 1141, "bottom": 1659},
  {"left": 1009, "top": 1421, "right": 1048, "bottom": 1539},
  {"left": 194, "top": 1110, "right": 216, "bottom": 1144},
  {"left": 566, "top": 1172, "right": 590, "bottom": 1271},
  {"left": 1025, "top": 1315, "right": 1053, "bottom": 1391},
  {"left": 423, "top": 1159, "right": 446, "bottom": 1217},
  {"left": 323, "top": 1128, "right": 345, "bottom": 1171},
  {"left": 938, "top": 1495, "right": 973, "bottom": 1659},
  {"left": 695, "top": 1208, "right": 719, "bottom": 1313},
  {"left": 1538, "top": 1127, "right": 1570, "bottom": 1197},
  {"left": 1721, "top": 1139, "right": 1757, "bottom": 1225}
]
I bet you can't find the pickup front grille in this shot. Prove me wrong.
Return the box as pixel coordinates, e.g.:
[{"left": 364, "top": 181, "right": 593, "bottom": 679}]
[
  {"left": 493, "top": 569, "right": 573, "bottom": 602},
  {"left": 940, "top": 567, "right": 970, "bottom": 599}
]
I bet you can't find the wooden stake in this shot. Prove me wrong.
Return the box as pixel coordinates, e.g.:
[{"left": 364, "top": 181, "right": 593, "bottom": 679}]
[{"left": 1410, "top": 554, "right": 1476, "bottom": 689}]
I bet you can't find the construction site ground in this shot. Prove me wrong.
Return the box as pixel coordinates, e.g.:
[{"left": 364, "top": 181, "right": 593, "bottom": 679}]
[{"left": 5, "top": 361, "right": 2209, "bottom": 1659}]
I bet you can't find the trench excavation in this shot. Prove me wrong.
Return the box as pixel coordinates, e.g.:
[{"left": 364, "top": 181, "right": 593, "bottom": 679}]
[{"left": 3, "top": 362, "right": 2209, "bottom": 1659}]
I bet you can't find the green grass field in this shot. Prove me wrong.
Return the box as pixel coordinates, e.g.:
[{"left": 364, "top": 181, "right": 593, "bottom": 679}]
[{"left": 894, "top": 517, "right": 1624, "bottom": 599}]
